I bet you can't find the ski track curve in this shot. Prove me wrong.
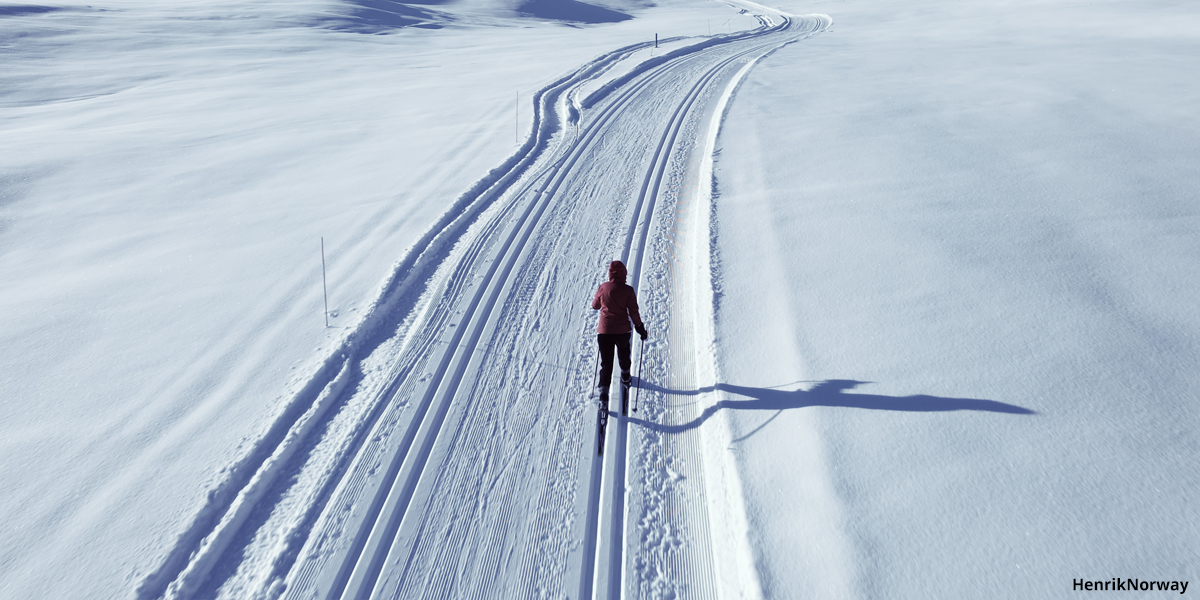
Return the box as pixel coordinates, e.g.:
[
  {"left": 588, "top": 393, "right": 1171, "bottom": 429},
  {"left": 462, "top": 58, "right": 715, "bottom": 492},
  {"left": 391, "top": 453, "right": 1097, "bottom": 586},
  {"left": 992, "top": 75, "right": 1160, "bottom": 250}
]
[{"left": 138, "top": 7, "right": 830, "bottom": 600}]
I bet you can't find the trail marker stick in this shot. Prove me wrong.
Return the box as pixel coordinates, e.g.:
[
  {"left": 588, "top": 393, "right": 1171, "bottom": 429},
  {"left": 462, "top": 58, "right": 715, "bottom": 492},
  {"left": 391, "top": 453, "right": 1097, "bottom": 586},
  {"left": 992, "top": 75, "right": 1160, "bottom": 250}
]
[{"left": 321, "top": 237, "right": 329, "bottom": 327}]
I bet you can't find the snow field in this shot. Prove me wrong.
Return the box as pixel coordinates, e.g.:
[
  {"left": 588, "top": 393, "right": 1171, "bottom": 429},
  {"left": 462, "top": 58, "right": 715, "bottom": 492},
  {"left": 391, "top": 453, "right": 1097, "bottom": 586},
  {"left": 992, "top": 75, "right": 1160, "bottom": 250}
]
[
  {"left": 712, "top": 0, "right": 1200, "bottom": 597},
  {"left": 127, "top": 8, "right": 827, "bottom": 600},
  {"left": 0, "top": 1, "right": 771, "bottom": 598},
  {"left": 8, "top": 0, "right": 1186, "bottom": 597}
]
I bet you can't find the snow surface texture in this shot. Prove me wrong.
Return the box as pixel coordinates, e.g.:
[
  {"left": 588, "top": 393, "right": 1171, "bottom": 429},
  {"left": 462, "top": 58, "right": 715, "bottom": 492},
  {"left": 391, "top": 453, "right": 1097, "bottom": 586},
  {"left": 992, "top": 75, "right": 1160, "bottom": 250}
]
[
  {"left": 3, "top": 0, "right": 1196, "bottom": 599},
  {"left": 712, "top": 0, "right": 1200, "bottom": 597},
  {"left": 2, "top": 0, "right": 810, "bottom": 598}
]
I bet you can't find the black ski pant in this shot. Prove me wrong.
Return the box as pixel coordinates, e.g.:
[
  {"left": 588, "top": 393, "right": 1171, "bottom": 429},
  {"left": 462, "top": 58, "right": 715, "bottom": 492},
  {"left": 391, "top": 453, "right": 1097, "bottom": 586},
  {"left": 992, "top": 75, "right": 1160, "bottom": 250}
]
[{"left": 597, "top": 332, "right": 632, "bottom": 390}]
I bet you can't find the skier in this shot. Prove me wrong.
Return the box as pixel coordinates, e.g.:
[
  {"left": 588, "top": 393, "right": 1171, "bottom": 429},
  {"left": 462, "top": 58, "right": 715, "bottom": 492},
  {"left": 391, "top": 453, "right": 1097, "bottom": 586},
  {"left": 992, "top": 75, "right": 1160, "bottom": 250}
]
[{"left": 592, "top": 260, "right": 648, "bottom": 403}]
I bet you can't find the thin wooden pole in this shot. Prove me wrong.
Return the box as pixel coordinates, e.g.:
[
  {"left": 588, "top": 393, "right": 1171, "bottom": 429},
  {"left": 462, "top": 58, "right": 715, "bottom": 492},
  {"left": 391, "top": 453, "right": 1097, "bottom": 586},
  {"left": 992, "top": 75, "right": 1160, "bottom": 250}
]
[{"left": 321, "top": 237, "right": 329, "bottom": 327}]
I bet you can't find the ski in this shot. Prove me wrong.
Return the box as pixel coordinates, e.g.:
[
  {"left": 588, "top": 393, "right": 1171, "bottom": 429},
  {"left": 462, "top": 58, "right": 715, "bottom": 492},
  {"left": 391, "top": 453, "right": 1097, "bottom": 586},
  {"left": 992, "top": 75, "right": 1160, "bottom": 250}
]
[
  {"left": 597, "top": 391, "right": 609, "bottom": 456},
  {"left": 620, "top": 376, "right": 631, "bottom": 416}
]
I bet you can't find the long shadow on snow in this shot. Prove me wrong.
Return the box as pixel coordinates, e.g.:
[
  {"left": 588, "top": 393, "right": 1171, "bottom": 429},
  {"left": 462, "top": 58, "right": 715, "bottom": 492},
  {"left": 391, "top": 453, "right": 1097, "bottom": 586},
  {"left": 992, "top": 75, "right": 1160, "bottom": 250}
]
[
  {"left": 321, "top": 0, "right": 451, "bottom": 33},
  {"left": 624, "top": 379, "right": 1036, "bottom": 436},
  {"left": 517, "top": 0, "right": 631, "bottom": 24},
  {"left": 0, "top": 5, "right": 60, "bottom": 17}
]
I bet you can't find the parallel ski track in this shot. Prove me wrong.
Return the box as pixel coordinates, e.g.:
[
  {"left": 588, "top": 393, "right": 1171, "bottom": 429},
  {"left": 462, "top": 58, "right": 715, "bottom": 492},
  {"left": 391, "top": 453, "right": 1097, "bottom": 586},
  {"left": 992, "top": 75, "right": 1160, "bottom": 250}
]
[
  {"left": 141, "top": 10, "right": 825, "bottom": 600},
  {"left": 332, "top": 43, "right": 715, "bottom": 600},
  {"left": 582, "top": 15, "right": 827, "bottom": 600},
  {"left": 277, "top": 25, "right": 790, "bottom": 600},
  {"left": 143, "top": 33, "right": 683, "bottom": 600},
  {"left": 281, "top": 41, "right": 701, "bottom": 600}
]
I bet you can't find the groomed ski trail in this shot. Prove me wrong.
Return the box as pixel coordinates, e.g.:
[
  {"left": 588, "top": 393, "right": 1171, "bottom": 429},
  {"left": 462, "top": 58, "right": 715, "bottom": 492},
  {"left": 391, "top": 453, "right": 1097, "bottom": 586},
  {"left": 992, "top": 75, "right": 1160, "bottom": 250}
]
[
  {"left": 138, "top": 7, "right": 830, "bottom": 600},
  {"left": 581, "top": 10, "right": 829, "bottom": 600}
]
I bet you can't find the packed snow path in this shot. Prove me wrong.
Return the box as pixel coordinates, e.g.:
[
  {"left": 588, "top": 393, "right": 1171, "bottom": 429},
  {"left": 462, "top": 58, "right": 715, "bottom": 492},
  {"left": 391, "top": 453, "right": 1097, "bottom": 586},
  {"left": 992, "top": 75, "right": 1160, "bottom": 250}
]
[{"left": 140, "top": 9, "right": 829, "bottom": 600}]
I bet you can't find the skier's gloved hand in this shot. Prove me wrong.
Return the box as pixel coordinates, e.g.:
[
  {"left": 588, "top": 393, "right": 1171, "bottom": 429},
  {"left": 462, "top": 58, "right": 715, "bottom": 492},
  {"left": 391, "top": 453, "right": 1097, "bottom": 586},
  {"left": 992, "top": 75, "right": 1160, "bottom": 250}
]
[{"left": 635, "top": 323, "right": 648, "bottom": 340}]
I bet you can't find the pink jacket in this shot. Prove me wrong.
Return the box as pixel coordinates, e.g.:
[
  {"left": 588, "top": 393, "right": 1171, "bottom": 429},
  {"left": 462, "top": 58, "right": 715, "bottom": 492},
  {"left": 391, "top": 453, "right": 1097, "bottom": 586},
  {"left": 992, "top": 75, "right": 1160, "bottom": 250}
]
[{"left": 592, "top": 261, "right": 643, "bottom": 334}]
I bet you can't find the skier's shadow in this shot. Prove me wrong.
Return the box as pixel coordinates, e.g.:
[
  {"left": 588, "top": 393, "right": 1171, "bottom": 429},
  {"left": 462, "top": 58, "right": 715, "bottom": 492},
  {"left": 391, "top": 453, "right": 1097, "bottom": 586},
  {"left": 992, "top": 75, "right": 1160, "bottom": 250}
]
[{"left": 624, "top": 379, "right": 1035, "bottom": 436}]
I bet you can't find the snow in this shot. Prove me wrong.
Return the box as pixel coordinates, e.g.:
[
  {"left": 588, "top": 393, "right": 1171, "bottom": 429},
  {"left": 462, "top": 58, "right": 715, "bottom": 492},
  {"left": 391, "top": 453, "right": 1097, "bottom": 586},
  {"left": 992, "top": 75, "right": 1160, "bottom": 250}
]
[
  {"left": 712, "top": 0, "right": 1200, "bottom": 596},
  {"left": 1, "top": 1, "right": 762, "bottom": 597},
  {"left": 1, "top": 0, "right": 1196, "bottom": 598}
]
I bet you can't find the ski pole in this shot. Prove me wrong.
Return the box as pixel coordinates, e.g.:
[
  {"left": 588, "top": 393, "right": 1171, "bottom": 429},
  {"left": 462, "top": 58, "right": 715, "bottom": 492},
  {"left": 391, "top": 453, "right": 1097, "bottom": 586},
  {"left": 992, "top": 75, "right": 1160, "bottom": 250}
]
[{"left": 633, "top": 336, "right": 646, "bottom": 412}]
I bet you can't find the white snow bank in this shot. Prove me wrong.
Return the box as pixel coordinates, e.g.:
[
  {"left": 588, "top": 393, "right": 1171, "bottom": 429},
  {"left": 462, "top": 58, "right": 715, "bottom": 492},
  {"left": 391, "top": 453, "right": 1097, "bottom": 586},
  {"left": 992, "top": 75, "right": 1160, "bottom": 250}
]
[{"left": 712, "top": 0, "right": 1200, "bottom": 597}]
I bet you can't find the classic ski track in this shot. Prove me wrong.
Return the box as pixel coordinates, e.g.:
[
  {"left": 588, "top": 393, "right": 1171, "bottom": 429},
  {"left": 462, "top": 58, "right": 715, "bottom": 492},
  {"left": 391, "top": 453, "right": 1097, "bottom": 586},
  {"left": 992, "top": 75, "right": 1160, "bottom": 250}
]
[
  {"left": 281, "top": 50, "right": 686, "bottom": 600},
  {"left": 141, "top": 8, "right": 828, "bottom": 600},
  {"left": 278, "top": 31, "right": 756, "bottom": 600},
  {"left": 590, "top": 43, "right": 749, "bottom": 600},
  {"left": 335, "top": 49, "right": 704, "bottom": 600},
  {"left": 584, "top": 15, "right": 830, "bottom": 600},
  {"left": 143, "top": 34, "right": 679, "bottom": 600}
]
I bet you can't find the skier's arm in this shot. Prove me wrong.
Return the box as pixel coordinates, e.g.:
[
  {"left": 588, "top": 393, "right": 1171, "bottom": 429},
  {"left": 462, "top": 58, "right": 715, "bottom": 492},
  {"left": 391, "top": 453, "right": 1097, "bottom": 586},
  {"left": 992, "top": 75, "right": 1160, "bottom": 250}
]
[
  {"left": 592, "top": 286, "right": 603, "bottom": 310},
  {"left": 627, "top": 288, "right": 645, "bottom": 333}
]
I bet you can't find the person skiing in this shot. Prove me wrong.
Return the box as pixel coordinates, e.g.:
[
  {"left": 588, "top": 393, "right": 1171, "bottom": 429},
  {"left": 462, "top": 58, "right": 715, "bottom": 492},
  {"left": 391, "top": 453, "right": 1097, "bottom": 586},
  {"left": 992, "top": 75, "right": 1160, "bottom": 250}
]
[{"left": 592, "top": 260, "right": 648, "bottom": 402}]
